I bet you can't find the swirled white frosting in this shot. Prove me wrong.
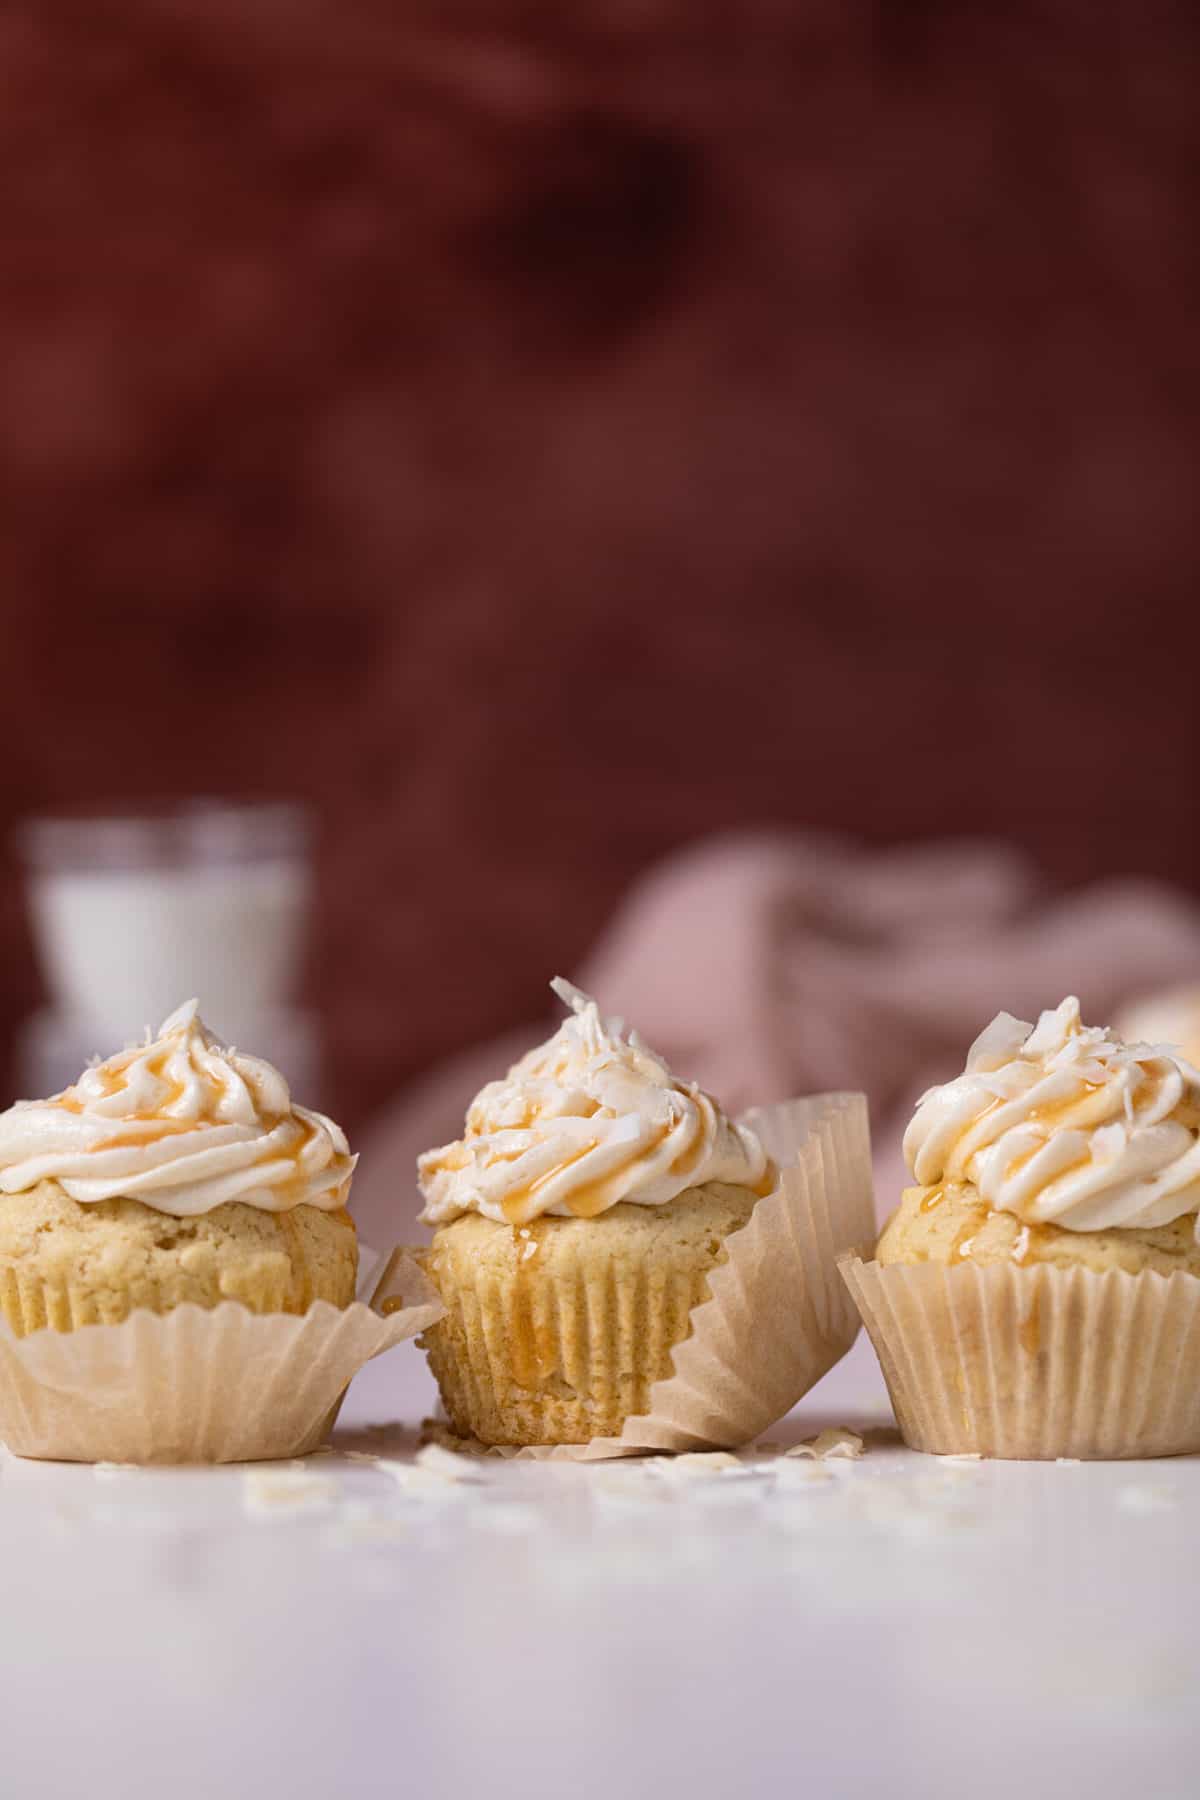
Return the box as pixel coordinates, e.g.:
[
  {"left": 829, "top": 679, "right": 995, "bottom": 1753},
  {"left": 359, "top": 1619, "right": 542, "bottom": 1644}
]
[
  {"left": 418, "top": 979, "right": 774, "bottom": 1227},
  {"left": 903, "top": 996, "right": 1200, "bottom": 1235},
  {"left": 0, "top": 1000, "right": 355, "bottom": 1217}
]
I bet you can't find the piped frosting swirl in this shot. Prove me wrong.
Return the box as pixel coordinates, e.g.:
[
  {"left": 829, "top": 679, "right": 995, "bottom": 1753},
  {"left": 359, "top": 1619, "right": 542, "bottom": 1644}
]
[
  {"left": 0, "top": 1000, "right": 355, "bottom": 1217},
  {"left": 418, "top": 980, "right": 774, "bottom": 1227},
  {"left": 903, "top": 996, "right": 1200, "bottom": 1235}
]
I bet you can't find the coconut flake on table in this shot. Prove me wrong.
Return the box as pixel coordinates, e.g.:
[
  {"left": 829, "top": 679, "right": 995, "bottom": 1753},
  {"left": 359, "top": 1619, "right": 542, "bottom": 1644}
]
[
  {"left": 371, "top": 1448, "right": 486, "bottom": 1494},
  {"left": 786, "top": 1428, "right": 865, "bottom": 1461},
  {"left": 773, "top": 1459, "right": 835, "bottom": 1488},
  {"left": 414, "top": 1442, "right": 487, "bottom": 1481},
  {"left": 1115, "top": 1484, "right": 1178, "bottom": 1515},
  {"left": 242, "top": 1470, "right": 339, "bottom": 1516},
  {"left": 651, "top": 1452, "right": 752, "bottom": 1479}
]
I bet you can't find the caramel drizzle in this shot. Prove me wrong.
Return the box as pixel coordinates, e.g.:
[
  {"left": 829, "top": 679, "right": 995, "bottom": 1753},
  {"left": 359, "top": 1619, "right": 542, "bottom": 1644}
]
[
  {"left": 45, "top": 1049, "right": 332, "bottom": 1190},
  {"left": 491, "top": 1089, "right": 773, "bottom": 1222}
]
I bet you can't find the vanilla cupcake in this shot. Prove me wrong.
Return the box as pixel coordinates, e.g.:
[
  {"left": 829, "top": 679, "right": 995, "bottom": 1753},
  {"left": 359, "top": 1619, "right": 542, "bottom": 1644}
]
[
  {"left": 842, "top": 998, "right": 1200, "bottom": 1459},
  {"left": 0, "top": 1000, "right": 357, "bottom": 1332},
  {"left": 0, "top": 1003, "right": 445, "bottom": 1464},
  {"left": 417, "top": 980, "right": 874, "bottom": 1451}
]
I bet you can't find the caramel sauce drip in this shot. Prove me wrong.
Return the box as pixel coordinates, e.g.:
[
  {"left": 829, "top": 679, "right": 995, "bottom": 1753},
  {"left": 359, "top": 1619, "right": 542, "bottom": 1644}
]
[
  {"left": 1017, "top": 1286, "right": 1042, "bottom": 1356},
  {"left": 668, "top": 1127, "right": 709, "bottom": 1182},
  {"left": 749, "top": 1158, "right": 778, "bottom": 1199},
  {"left": 499, "top": 1142, "right": 600, "bottom": 1225},
  {"left": 55, "top": 1050, "right": 190, "bottom": 1123},
  {"left": 47, "top": 1050, "right": 331, "bottom": 1195},
  {"left": 562, "top": 1172, "right": 638, "bottom": 1219},
  {"left": 88, "top": 1118, "right": 202, "bottom": 1153},
  {"left": 919, "top": 1185, "right": 946, "bottom": 1213},
  {"left": 948, "top": 1200, "right": 991, "bottom": 1264},
  {"left": 1010, "top": 1220, "right": 1058, "bottom": 1266},
  {"left": 506, "top": 1223, "right": 562, "bottom": 1389},
  {"left": 265, "top": 1173, "right": 316, "bottom": 1212},
  {"left": 494, "top": 1108, "right": 749, "bottom": 1223},
  {"left": 1027, "top": 1079, "right": 1104, "bottom": 1126}
]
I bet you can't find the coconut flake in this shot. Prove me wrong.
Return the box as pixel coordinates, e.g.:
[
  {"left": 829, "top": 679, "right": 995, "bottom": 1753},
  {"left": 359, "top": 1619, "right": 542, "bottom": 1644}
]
[
  {"left": 414, "top": 1442, "right": 486, "bottom": 1481},
  {"left": 967, "top": 1012, "right": 1033, "bottom": 1072},
  {"left": 654, "top": 1451, "right": 748, "bottom": 1478},
  {"left": 1116, "top": 1483, "right": 1177, "bottom": 1515},
  {"left": 242, "top": 1470, "right": 338, "bottom": 1516},
  {"left": 786, "top": 1427, "right": 864, "bottom": 1461}
]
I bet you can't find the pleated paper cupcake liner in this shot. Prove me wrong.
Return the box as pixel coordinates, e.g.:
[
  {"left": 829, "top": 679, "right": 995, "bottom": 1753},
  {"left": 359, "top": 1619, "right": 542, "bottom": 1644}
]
[
  {"left": 840, "top": 1256, "right": 1200, "bottom": 1460},
  {"left": 425, "top": 1092, "right": 876, "bottom": 1461},
  {"left": 423, "top": 1243, "right": 717, "bottom": 1448},
  {"left": 0, "top": 1249, "right": 442, "bottom": 1465}
]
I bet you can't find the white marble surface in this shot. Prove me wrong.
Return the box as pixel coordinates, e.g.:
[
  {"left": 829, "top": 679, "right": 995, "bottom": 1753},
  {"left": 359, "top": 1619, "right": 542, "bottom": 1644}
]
[{"left": 2, "top": 1331, "right": 1196, "bottom": 1799}]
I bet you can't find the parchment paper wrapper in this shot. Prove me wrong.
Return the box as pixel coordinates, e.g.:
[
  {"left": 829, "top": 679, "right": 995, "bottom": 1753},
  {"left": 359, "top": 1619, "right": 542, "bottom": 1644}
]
[
  {"left": 0, "top": 1247, "right": 442, "bottom": 1465},
  {"left": 427, "top": 1092, "right": 875, "bottom": 1461},
  {"left": 841, "top": 1256, "right": 1200, "bottom": 1460}
]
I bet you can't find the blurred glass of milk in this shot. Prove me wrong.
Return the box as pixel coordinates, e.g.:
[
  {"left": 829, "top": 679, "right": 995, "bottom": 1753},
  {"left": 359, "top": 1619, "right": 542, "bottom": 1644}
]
[{"left": 16, "top": 801, "right": 319, "bottom": 1100}]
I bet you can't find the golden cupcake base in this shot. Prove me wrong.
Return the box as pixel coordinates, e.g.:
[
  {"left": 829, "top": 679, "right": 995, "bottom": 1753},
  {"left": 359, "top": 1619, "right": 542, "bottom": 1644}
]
[
  {"left": 0, "top": 1183, "right": 358, "bottom": 1337},
  {"left": 421, "top": 1186, "right": 757, "bottom": 1447}
]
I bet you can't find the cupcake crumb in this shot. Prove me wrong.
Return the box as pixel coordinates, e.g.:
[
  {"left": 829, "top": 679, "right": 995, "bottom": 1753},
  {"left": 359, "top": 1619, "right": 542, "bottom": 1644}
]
[{"left": 418, "top": 1417, "right": 494, "bottom": 1456}]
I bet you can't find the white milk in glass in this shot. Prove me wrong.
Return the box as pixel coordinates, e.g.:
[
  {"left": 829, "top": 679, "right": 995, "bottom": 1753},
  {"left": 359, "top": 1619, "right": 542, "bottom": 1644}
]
[
  {"left": 17, "top": 802, "right": 318, "bottom": 1096},
  {"left": 29, "top": 859, "right": 309, "bottom": 1042}
]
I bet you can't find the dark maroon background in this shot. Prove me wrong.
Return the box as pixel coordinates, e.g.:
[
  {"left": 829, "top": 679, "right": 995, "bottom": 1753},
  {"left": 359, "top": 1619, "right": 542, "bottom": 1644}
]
[{"left": 2, "top": 2, "right": 1198, "bottom": 1125}]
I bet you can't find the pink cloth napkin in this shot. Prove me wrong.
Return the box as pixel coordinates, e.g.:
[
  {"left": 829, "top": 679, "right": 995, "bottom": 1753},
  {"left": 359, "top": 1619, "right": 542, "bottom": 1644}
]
[{"left": 352, "top": 833, "right": 1200, "bottom": 1245}]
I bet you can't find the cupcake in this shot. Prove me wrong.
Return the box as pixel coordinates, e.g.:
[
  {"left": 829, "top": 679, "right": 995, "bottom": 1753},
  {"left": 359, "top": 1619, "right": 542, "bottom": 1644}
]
[
  {"left": 842, "top": 997, "right": 1200, "bottom": 1459},
  {"left": 417, "top": 979, "right": 874, "bottom": 1452},
  {"left": 0, "top": 998, "right": 357, "bottom": 1331},
  {"left": 0, "top": 1002, "right": 440, "bottom": 1462}
]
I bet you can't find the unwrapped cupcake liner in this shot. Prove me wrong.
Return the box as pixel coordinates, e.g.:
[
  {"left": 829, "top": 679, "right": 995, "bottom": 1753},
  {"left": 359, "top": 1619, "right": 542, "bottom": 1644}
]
[
  {"left": 0, "top": 1248, "right": 442, "bottom": 1465},
  {"left": 841, "top": 1256, "right": 1200, "bottom": 1460},
  {"left": 427, "top": 1092, "right": 876, "bottom": 1461}
]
